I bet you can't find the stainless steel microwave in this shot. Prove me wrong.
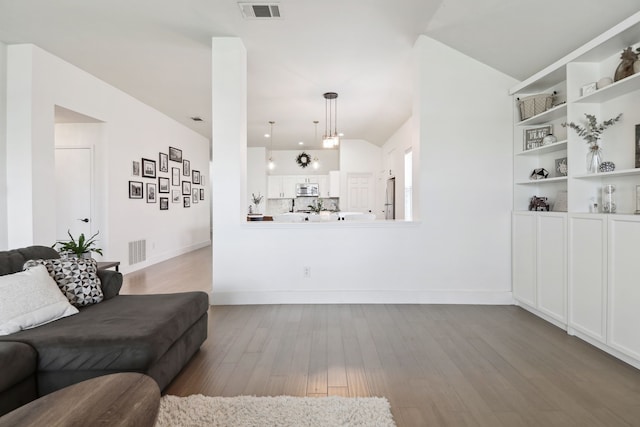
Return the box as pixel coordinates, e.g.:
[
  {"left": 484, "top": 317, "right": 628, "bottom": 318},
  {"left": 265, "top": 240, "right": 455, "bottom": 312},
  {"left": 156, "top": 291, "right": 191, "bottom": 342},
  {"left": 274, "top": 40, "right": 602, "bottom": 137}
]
[{"left": 296, "top": 183, "right": 319, "bottom": 197}]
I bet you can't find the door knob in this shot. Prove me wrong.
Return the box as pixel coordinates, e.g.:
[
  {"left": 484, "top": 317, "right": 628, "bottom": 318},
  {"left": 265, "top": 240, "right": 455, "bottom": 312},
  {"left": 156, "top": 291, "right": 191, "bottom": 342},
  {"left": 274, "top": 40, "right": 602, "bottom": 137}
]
[{"left": 78, "top": 218, "right": 89, "bottom": 223}]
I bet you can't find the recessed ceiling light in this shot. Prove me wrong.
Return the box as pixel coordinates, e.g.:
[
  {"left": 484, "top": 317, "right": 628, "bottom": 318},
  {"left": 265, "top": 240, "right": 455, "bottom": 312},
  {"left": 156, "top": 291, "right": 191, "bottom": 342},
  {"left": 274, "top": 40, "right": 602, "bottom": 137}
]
[
  {"left": 338, "top": 132, "right": 344, "bottom": 137},
  {"left": 264, "top": 133, "right": 270, "bottom": 138},
  {"left": 298, "top": 141, "right": 304, "bottom": 145}
]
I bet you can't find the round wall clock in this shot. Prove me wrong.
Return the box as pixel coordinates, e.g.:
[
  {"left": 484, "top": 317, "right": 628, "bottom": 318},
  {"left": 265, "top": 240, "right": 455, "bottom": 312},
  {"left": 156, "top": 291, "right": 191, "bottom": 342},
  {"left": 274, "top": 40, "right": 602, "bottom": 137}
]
[{"left": 296, "top": 152, "right": 311, "bottom": 168}]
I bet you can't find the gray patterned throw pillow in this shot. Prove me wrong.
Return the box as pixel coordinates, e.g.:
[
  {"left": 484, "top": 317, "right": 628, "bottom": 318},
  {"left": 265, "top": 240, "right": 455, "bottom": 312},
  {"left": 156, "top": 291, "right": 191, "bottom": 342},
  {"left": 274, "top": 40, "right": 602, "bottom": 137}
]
[{"left": 24, "top": 258, "right": 104, "bottom": 307}]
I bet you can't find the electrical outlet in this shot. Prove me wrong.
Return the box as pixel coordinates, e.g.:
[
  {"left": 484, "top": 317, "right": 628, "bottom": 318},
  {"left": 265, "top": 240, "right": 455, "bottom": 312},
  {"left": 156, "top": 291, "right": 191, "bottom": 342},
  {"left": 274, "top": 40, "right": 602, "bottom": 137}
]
[{"left": 303, "top": 266, "right": 311, "bottom": 278}]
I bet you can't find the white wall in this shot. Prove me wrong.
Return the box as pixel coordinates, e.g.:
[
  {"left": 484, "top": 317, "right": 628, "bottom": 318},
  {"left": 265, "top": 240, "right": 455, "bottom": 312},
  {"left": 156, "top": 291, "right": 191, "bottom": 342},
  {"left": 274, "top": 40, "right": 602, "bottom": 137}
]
[
  {"left": 0, "top": 41, "right": 7, "bottom": 249},
  {"left": 266, "top": 149, "right": 338, "bottom": 175},
  {"left": 4, "top": 45, "right": 210, "bottom": 273},
  {"left": 381, "top": 119, "right": 413, "bottom": 219},
  {"left": 211, "top": 36, "right": 517, "bottom": 305}
]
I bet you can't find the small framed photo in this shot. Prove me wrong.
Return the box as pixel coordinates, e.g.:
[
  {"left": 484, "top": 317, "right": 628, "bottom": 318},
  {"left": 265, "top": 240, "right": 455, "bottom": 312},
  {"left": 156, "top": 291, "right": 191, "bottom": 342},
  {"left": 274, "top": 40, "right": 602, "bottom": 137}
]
[
  {"left": 554, "top": 190, "right": 568, "bottom": 212},
  {"left": 172, "top": 189, "right": 181, "bottom": 203},
  {"left": 192, "top": 170, "right": 200, "bottom": 185},
  {"left": 172, "top": 167, "right": 180, "bottom": 186},
  {"left": 201, "top": 175, "right": 205, "bottom": 186},
  {"left": 159, "top": 152, "right": 169, "bottom": 172},
  {"left": 129, "top": 181, "right": 143, "bottom": 199},
  {"left": 192, "top": 189, "right": 199, "bottom": 204},
  {"left": 555, "top": 157, "right": 568, "bottom": 176},
  {"left": 183, "top": 196, "right": 191, "bottom": 208},
  {"left": 132, "top": 161, "right": 140, "bottom": 176},
  {"left": 158, "top": 177, "right": 170, "bottom": 193},
  {"left": 182, "top": 180, "right": 191, "bottom": 195},
  {"left": 581, "top": 82, "right": 597, "bottom": 97},
  {"left": 169, "top": 146, "right": 182, "bottom": 162},
  {"left": 142, "top": 158, "right": 156, "bottom": 178},
  {"left": 146, "top": 183, "right": 157, "bottom": 203},
  {"left": 200, "top": 188, "right": 205, "bottom": 200},
  {"left": 524, "top": 125, "right": 553, "bottom": 151},
  {"left": 183, "top": 160, "right": 190, "bottom": 176},
  {"left": 160, "top": 197, "right": 169, "bottom": 210}
]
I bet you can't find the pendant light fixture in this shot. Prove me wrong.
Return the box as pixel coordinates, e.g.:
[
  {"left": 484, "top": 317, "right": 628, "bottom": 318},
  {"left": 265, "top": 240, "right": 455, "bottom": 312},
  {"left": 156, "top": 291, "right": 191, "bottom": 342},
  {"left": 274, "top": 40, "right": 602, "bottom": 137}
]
[
  {"left": 322, "top": 92, "right": 340, "bottom": 148},
  {"left": 267, "top": 121, "right": 275, "bottom": 170},
  {"left": 312, "top": 120, "right": 320, "bottom": 169}
]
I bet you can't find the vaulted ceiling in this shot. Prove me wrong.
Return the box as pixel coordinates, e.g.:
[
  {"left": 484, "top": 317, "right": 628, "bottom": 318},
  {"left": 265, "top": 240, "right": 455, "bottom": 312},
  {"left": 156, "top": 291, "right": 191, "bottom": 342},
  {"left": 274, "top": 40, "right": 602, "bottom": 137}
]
[{"left": 1, "top": 1, "right": 638, "bottom": 149}]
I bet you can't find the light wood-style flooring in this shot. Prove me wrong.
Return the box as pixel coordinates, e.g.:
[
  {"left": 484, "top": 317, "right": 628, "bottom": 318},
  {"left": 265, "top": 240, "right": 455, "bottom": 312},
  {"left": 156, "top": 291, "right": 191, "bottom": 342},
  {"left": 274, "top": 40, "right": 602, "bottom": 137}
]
[{"left": 122, "top": 246, "right": 640, "bottom": 427}]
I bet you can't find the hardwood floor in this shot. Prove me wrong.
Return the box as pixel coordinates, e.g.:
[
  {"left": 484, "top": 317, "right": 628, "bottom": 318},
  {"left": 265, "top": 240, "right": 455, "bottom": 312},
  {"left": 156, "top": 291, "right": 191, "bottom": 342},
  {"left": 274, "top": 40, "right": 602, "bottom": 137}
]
[{"left": 122, "top": 246, "right": 640, "bottom": 426}]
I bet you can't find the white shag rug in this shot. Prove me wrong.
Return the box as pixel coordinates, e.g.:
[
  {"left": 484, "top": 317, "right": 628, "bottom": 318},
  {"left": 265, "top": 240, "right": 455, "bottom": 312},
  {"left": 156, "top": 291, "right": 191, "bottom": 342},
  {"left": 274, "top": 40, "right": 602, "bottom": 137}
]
[{"left": 155, "top": 395, "right": 396, "bottom": 427}]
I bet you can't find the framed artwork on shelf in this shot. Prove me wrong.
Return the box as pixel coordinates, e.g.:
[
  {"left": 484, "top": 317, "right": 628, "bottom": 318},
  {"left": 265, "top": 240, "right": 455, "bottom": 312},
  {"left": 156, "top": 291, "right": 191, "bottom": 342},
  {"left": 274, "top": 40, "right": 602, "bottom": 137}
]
[
  {"left": 554, "top": 191, "right": 568, "bottom": 212},
  {"left": 169, "top": 146, "right": 182, "bottom": 162},
  {"left": 160, "top": 197, "right": 169, "bottom": 210},
  {"left": 158, "top": 177, "right": 170, "bottom": 193},
  {"left": 172, "top": 189, "right": 181, "bottom": 203},
  {"left": 524, "top": 125, "right": 553, "bottom": 151},
  {"left": 132, "top": 161, "right": 140, "bottom": 176},
  {"left": 581, "top": 82, "right": 597, "bottom": 96},
  {"left": 146, "top": 183, "right": 157, "bottom": 203},
  {"left": 142, "top": 158, "right": 156, "bottom": 178},
  {"left": 183, "top": 196, "right": 191, "bottom": 208},
  {"left": 183, "top": 160, "right": 190, "bottom": 176},
  {"left": 172, "top": 167, "right": 180, "bottom": 186},
  {"left": 192, "top": 170, "right": 200, "bottom": 185},
  {"left": 192, "top": 189, "right": 199, "bottom": 204},
  {"left": 635, "top": 124, "right": 640, "bottom": 168},
  {"left": 129, "top": 181, "right": 143, "bottom": 199},
  {"left": 159, "top": 152, "right": 168, "bottom": 172},
  {"left": 555, "top": 157, "right": 568, "bottom": 176},
  {"left": 182, "top": 180, "right": 191, "bottom": 195},
  {"left": 199, "top": 188, "right": 204, "bottom": 200}
]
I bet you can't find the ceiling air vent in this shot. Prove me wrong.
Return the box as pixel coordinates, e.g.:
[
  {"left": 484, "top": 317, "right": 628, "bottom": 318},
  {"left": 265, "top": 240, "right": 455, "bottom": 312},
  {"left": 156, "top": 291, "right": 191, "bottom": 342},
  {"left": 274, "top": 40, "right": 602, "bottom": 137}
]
[{"left": 239, "top": 3, "right": 281, "bottom": 19}]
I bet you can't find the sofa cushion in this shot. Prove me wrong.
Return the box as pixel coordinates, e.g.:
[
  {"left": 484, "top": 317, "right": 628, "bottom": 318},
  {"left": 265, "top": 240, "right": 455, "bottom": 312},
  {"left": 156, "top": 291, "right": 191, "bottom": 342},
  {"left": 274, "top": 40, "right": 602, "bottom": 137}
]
[
  {"left": 0, "top": 341, "right": 37, "bottom": 391},
  {"left": 0, "top": 292, "right": 209, "bottom": 372},
  {"left": 24, "top": 258, "right": 104, "bottom": 307},
  {"left": 0, "top": 246, "right": 60, "bottom": 277},
  {"left": 0, "top": 266, "right": 79, "bottom": 336}
]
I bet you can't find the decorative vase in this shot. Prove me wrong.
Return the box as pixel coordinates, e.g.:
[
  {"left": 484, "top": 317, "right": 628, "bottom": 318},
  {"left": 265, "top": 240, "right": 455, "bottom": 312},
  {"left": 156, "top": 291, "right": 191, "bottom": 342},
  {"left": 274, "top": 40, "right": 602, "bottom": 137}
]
[
  {"left": 602, "top": 184, "right": 616, "bottom": 213},
  {"left": 586, "top": 144, "right": 602, "bottom": 174}
]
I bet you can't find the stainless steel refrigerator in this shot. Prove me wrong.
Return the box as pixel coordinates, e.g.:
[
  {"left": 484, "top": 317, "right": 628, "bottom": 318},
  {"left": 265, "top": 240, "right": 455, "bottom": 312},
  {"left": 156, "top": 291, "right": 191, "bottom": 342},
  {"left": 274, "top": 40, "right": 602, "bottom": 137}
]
[{"left": 385, "top": 177, "right": 395, "bottom": 220}]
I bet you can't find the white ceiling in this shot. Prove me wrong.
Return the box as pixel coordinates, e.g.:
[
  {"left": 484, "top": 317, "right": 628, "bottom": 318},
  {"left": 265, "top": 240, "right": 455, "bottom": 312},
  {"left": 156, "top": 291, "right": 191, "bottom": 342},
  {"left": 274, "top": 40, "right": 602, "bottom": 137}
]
[{"left": 1, "top": 1, "right": 639, "bottom": 149}]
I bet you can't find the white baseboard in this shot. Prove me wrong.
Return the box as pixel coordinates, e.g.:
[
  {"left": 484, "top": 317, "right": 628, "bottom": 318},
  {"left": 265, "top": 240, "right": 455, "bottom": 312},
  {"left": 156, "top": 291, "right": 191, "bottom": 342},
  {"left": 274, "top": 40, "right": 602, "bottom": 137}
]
[
  {"left": 120, "top": 240, "right": 211, "bottom": 274},
  {"left": 568, "top": 328, "right": 640, "bottom": 371},
  {"left": 209, "top": 290, "right": 514, "bottom": 305}
]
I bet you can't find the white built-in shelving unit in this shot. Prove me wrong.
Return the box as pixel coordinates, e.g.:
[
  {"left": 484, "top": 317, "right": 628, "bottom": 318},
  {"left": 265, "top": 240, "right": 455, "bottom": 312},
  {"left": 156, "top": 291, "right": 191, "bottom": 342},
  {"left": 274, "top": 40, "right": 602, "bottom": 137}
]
[{"left": 511, "top": 11, "right": 640, "bottom": 370}]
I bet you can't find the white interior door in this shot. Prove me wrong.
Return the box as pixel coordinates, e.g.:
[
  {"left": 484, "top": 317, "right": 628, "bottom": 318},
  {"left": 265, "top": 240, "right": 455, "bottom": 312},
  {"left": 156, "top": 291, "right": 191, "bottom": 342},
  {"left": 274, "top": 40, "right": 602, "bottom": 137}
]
[
  {"left": 55, "top": 147, "right": 92, "bottom": 241},
  {"left": 346, "top": 173, "right": 374, "bottom": 213}
]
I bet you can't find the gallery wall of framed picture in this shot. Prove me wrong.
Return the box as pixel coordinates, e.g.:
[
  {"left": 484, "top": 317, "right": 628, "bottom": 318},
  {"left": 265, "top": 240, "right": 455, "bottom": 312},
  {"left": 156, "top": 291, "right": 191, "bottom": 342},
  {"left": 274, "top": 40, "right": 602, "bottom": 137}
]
[{"left": 129, "top": 146, "right": 206, "bottom": 211}]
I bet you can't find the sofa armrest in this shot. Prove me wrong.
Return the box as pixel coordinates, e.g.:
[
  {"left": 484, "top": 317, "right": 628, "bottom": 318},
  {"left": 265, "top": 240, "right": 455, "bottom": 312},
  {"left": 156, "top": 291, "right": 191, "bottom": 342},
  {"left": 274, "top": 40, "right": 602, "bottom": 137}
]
[
  {"left": 97, "top": 269, "right": 123, "bottom": 300},
  {"left": 0, "top": 341, "right": 37, "bottom": 392}
]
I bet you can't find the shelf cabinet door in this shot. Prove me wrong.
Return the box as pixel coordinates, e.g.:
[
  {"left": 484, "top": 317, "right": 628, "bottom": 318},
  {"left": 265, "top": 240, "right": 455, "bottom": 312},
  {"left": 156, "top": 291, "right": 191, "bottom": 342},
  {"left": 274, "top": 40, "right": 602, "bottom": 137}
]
[
  {"left": 568, "top": 214, "right": 607, "bottom": 343},
  {"left": 267, "top": 175, "right": 283, "bottom": 198},
  {"left": 607, "top": 216, "right": 640, "bottom": 360},
  {"left": 512, "top": 212, "right": 537, "bottom": 307},
  {"left": 537, "top": 213, "right": 567, "bottom": 323}
]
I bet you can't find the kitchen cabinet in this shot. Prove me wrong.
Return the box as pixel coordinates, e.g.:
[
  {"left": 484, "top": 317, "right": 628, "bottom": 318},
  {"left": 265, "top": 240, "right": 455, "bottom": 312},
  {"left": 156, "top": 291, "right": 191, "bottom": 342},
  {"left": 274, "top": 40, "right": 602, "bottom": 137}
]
[
  {"left": 512, "top": 211, "right": 567, "bottom": 325},
  {"left": 267, "top": 175, "right": 297, "bottom": 199},
  {"left": 317, "top": 176, "right": 330, "bottom": 197}
]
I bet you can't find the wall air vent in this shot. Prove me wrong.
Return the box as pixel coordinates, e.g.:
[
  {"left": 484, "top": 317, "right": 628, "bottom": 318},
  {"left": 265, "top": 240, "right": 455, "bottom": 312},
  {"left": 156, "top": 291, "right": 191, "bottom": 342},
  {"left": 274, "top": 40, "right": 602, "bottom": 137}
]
[{"left": 239, "top": 3, "right": 281, "bottom": 19}]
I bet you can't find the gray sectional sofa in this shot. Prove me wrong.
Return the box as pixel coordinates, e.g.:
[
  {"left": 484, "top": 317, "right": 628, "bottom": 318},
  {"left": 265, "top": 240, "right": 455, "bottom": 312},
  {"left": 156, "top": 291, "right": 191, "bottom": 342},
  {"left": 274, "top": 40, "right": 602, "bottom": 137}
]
[{"left": 0, "top": 246, "right": 208, "bottom": 416}]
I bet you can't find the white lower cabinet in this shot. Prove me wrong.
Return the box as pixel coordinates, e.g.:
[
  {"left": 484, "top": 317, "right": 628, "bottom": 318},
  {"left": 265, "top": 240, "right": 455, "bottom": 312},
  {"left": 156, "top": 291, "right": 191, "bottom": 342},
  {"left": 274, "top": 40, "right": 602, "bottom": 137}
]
[
  {"left": 568, "top": 214, "right": 608, "bottom": 343},
  {"left": 512, "top": 212, "right": 567, "bottom": 324},
  {"left": 607, "top": 216, "right": 640, "bottom": 361}
]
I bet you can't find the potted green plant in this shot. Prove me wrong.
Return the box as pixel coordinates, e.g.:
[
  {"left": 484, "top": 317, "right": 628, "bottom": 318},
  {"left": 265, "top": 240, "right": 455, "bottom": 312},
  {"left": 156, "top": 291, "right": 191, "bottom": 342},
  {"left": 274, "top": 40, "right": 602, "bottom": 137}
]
[{"left": 53, "top": 230, "right": 103, "bottom": 259}]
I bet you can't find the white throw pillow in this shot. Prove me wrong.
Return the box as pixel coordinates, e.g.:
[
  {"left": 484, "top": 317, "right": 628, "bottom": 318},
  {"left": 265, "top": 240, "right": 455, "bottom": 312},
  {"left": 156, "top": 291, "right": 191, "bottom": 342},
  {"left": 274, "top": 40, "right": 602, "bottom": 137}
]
[{"left": 0, "top": 265, "right": 79, "bottom": 336}]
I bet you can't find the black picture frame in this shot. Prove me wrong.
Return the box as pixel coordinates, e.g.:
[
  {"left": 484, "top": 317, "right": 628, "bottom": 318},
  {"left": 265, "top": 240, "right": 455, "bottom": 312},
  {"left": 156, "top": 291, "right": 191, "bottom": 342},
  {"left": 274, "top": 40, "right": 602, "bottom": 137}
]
[
  {"left": 192, "top": 170, "right": 200, "bottom": 184},
  {"left": 172, "top": 189, "right": 181, "bottom": 203},
  {"left": 159, "top": 152, "right": 168, "bottom": 172},
  {"left": 158, "top": 177, "right": 170, "bottom": 193},
  {"left": 172, "top": 167, "right": 180, "bottom": 186},
  {"left": 160, "top": 197, "right": 169, "bottom": 210},
  {"left": 182, "top": 180, "right": 191, "bottom": 195},
  {"left": 142, "top": 158, "right": 156, "bottom": 178},
  {"left": 183, "top": 160, "right": 190, "bottom": 176},
  {"left": 129, "top": 181, "right": 143, "bottom": 199},
  {"left": 146, "top": 183, "right": 157, "bottom": 203},
  {"left": 199, "top": 188, "right": 205, "bottom": 200},
  {"left": 169, "top": 146, "right": 182, "bottom": 162},
  {"left": 183, "top": 196, "right": 191, "bottom": 208},
  {"left": 192, "top": 188, "right": 199, "bottom": 204}
]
